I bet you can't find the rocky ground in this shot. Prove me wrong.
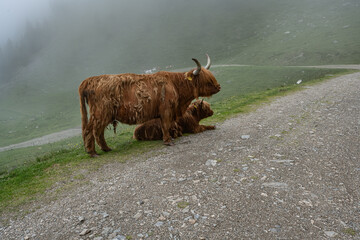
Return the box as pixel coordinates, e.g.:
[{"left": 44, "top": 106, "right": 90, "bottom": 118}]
[{"left": 1, "top": 69, "right": 359, "bottom": 239}]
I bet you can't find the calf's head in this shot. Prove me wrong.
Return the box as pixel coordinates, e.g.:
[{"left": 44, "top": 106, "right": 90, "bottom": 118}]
[{"left": 190, "top": 99, "right": 214, "bottom": 120}]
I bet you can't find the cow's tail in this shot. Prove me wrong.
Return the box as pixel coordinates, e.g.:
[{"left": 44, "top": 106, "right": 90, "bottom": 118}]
[{"left": 79, "top": 88, "right": 88, "bottom": 140}]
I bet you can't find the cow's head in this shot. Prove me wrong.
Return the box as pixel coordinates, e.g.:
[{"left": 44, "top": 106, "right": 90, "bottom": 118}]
[
  {"left": 185, "top": 54, "right": 221, "bottom": 98},
  {"left": 191, "top": 99, "right": 214, "bottom": 120}
]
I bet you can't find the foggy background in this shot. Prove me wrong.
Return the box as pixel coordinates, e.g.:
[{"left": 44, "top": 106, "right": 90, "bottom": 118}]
[
  {"left": 0, "top": 0, "right": 359, "bottom": 146},
  {"left": 0, "top": 0, "right": 50, "bottom": 45}
]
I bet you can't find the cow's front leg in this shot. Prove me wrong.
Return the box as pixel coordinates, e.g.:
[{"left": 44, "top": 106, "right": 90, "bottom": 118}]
[{"left": 160, "top": 110, "right": 174, "bottom": 146}]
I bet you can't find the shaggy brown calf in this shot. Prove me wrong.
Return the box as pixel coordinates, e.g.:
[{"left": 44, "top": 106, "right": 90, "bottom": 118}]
[
  {"left": 133, "top": 100, "right": 215, "bottom": 141},
  {"left": 79, "top": 55, "right": 220, "bottom": 157}
]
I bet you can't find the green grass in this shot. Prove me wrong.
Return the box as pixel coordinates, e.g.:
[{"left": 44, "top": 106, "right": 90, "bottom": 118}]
[{"left": 0, "top": 66, "right": 355, "bottom": 214}]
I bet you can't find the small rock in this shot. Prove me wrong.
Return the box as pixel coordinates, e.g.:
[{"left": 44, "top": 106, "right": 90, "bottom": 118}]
[
  {"left": 324, "top": 231, "right": 337, "bottom": 237},
  {"left": 189, "top": 219, "right": 196, "bottom": 224},
  {"left": 78, "top": 216, "right": 85, "bottom": 223},
  {"left": 162, "top": 211, "right": 170, "bottom": 217},
  {"left": 270, "top": 225, "right": 281, "bottom": 233},
  {"left": 191, "top": 195, "right": 198, "bottom": 201},
  {"left": 233, "top": 146, "right": 243, "bottom": 151},
  {"left": 261, "top": 193, "right": 268, "bottom": 197},
  {"left": 205, "top": 159, "right": 217, "bottom": 167},
  {"left": 299, "top": 199, "right": 313, "bottom": 207},
  {"left": 184, "top": 216, "right": 192, "bottom": 221},
  {"left": 79, "top": 229, "right": 91, "bottom": 236},
  {"left": 155, "top": 221, "right": 164, "bottom": 227},
  {"left": 241, "top": 135, "right": 250, "bottom": 140},
  {"left": 144, "top": 210, "right": 153, "bottom": 215},
  {"left": 102, "top": 227, "right": 112, "bottom": 236},
  {"left": 270, "top": 160, "right": 294, "bottom": 163},
  {"left": 113, "top": 235, "right": 126, "bottom": 240},
  {"left": 158, "top": 215, "right": 166, "bottom": 221},
  {"left": 94, "top": 237, "right": 103, "bottom": 240},
  {"left": 134, "top": 211, "right": 142, "bottom": 220},
  {"left": 182, "top": 206, "right": 190, "bottom": 213},
  {"left": 262, "top": 182, "right": 288, "bottom": 189}
]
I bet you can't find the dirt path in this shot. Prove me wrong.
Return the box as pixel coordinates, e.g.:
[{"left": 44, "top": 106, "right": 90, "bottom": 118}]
[
  {"left": 0, "top": 128, "right": 82, "bottom": 152},
  {"left": 1, "top": 68, "right": 360, "bottom": 239}
]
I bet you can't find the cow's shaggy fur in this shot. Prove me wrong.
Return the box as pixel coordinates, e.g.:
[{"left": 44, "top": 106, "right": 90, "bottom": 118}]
[
  {"left": 133, "top": 100, "right": 215, "bottom": 141},
  {"left": 79, "top": 59, "right": 220, "bottom": 157}
]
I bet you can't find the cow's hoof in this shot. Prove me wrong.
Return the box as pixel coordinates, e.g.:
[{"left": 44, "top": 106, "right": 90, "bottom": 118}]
[
  {"left": 164, "top": 141, "right": 175, "bottom": 146},
  {"left": 90, "top": 153, "right": 99, "bottom": 158},
  {"left": 102, "top": 148, "right": 112, "bottom": 152}
]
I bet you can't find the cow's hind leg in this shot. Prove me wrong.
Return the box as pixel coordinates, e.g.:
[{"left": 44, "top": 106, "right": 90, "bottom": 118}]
[
  {"left": 94, "top": 123, "right": 112, "bottom": 152},
  {"left": 84, "top": 118, "right": 98, "bottom": 157}
]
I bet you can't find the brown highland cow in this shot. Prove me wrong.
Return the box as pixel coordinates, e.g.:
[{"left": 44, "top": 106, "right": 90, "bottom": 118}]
[
  {"left": 133, "top": 99, "right": 215, "bottom": 141},
  {"left": 79, "top": 55, "right": 220, "bottom": 157}
]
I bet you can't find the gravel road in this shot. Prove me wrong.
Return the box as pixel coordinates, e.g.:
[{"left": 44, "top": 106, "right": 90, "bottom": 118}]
[{"left": 1, "top": 69, "right": 359, "bottom": 239}]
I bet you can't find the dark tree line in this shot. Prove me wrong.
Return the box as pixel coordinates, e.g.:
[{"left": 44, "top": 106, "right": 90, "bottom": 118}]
[{"left": 0, "top": 21, "right": 52, "bottom": 84}]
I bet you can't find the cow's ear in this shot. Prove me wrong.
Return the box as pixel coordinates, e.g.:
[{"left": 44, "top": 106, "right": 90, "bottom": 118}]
[{"left": 185, "top": 72, "right": 193, "bottom": 81}]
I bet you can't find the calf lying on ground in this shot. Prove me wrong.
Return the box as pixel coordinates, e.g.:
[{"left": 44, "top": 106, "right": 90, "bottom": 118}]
[{"left": 133, "top": 99, "right": 215, "bottom": 140}]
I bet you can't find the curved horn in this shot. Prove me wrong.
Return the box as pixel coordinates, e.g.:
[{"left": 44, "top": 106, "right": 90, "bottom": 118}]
[
  {"left": 192, "top": 58, "right": 201, "bottom": 76},
  {"left": 205, "top": 54, "right": 211, "bottom": 70}
]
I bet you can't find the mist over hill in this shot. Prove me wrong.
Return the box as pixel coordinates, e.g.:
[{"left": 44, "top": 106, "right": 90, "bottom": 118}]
[{"left": 0, "top": 0, "right": 359, "bottom": 146}]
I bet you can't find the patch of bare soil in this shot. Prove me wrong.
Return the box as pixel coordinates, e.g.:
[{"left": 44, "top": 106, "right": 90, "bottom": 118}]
[{"left": 1, "top": 70, "right": 359, "bottom": 239}]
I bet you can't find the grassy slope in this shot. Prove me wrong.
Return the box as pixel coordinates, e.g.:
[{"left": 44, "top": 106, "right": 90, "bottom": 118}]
[
  {"left": 0, "top": 0, "right": 359, "bottom": 147},
  {"left": 0, "top": 66, "right": 355, "bottom": 213},
  {"left": 226, "top": 0, "right": 360, "bottom": 65}
]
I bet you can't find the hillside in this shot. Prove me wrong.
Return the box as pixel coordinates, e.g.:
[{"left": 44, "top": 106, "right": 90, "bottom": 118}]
[{"left": 0, "top": 0, "right": 359, "bottom": 147}]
